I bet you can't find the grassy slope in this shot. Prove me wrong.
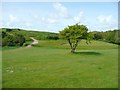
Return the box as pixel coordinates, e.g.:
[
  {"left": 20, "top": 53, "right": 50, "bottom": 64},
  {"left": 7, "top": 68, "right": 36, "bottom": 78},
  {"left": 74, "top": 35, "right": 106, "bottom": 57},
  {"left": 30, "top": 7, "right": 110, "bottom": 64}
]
[
  {"left": 2, "top": 40, "right": 118, "bottom": 88},
  {"left": 0, "top": 28, "right": 57, "bottom": 40}
]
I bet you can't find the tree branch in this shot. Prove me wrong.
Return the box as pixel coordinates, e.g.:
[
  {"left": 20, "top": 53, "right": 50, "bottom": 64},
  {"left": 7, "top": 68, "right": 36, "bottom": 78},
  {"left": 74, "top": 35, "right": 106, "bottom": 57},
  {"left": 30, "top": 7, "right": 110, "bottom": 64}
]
[{"left": 73, "top": 40, "right": 79, "bottom": 50}]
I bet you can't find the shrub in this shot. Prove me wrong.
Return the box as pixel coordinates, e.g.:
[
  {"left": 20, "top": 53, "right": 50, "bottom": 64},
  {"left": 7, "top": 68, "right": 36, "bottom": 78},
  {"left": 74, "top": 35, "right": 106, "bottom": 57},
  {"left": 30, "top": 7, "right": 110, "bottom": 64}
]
[
  {"left": 2, "top": 31, "right": 7, "bottom": 38},
  {"left": 6, "top": 28, "right": 13, "bottom": 32},
  {"left": 93, "top": 32, "right": 103, "bottom": 40},
  {"left": 14, "top": 34, "right": 25, "bottom": 46},
  {"left": 2, "top": 33, "right": 25, "bottom": 46},
  {"left": 47, "top": 34, "right": 59, "bottom": 40},
  {"left": 2, "top": 35, "right": 15, "bottom": 46}
]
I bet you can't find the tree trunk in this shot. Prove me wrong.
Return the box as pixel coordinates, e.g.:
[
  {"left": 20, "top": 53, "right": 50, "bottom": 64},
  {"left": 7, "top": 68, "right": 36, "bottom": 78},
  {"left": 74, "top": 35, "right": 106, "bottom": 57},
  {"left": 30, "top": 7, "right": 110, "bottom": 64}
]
[
  {"left": 68, "top": 39, "right": 79, "bottom": 53},
  {"left": 68, "top": 39, "right": 72, "bottom": 49},
  {"left": 71, "top": 48, "right": 75, "bottom": 53},
  {"left": 74, "top": 40, "right": 78, "bottom": 51},
  {"left": 71, "top": 40, "right": 78, "bottom": 53}
]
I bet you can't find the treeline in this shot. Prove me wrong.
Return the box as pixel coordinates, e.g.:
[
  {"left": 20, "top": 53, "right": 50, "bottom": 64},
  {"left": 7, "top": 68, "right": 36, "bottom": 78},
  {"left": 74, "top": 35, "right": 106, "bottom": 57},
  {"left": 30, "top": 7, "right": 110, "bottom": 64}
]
[{"left": 92, "top": 30, "right": 120, "bottom": 45}]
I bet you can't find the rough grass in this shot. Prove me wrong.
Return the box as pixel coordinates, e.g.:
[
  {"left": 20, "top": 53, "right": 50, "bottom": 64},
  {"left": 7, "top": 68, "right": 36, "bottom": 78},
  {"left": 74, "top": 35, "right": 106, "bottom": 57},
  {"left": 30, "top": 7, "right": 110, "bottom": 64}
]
[{"left": 2, "top": 40, "right": 118, "bottom": 88}]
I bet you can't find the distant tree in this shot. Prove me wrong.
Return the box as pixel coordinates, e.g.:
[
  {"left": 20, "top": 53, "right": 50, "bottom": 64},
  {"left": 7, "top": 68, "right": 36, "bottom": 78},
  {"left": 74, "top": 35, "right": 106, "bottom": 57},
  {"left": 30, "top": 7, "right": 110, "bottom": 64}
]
[{"left": 59, "top": 23, "right": 93, "bottom": 53}]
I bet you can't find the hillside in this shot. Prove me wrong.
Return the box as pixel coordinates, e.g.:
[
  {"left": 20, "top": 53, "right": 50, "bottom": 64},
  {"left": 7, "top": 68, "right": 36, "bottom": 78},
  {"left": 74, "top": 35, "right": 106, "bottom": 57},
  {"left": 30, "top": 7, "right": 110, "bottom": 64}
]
[
  {"left": 0, "top": 28, "right": 59, "bottom": 46},
  {"left": 1, "top": 28, "right": 59, "bottom": 40}
]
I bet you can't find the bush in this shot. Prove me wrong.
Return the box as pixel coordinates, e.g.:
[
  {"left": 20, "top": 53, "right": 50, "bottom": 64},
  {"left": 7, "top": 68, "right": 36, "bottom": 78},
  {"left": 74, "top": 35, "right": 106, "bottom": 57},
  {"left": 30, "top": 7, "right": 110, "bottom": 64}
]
[
  {"left": 93, "top": 32, "right": 103, "bottom": 40},
  {"left": 2, "top": 31, "right": 7, "bottom": 38},
  {"left": 14, "top": 34, "right": 25, "bottom": 46},
  {"left": 104, "top": 30, "right": 119, "bottom": 44},
  {"left": 2, "top": 35, "right": 15, "bottom": 46},
  {"left": 6, "top": 28, "right": 13, "bottom": 32},
  {"left": 93, "top": 30, "right": 120, "bottom": 45},
  {"left": 2, "top": 32, "right": 25, "bottom": 46},
  {"left": 47, "top": 34, "right": 59, "bottom": 40}
]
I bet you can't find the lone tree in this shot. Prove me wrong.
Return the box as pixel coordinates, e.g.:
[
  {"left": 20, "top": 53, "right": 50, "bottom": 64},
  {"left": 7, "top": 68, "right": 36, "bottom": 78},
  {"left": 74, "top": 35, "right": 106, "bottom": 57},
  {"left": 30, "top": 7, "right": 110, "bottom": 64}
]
[{"left": 59, "top": 23, "right": 93, "bottom": 53}]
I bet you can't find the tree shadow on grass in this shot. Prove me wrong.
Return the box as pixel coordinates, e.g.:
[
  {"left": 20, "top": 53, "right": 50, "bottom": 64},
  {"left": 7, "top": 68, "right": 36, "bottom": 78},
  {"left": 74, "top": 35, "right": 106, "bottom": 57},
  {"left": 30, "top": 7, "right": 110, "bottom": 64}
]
[{"left": 74, "top": 51, "right": 101, "bottom": 56}]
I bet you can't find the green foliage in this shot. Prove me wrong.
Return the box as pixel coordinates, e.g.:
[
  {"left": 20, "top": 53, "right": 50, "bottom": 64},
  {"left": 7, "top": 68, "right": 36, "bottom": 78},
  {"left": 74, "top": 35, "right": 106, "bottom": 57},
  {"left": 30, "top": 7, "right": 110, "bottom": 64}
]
[
  {"left": 60, "top": 24, "right": 88, "bottom": 39},
  {"left": 59, "top": 23, "right": 93, "bottom": 53},
  {"left": 1, "top": 28, "right": 60, "bottom": 46},
  {"left": 17, "top": 30, "right": 59, "bottom": 40},
  {"left": 2, "top": 31, "right": 25, "bottom": 46},
  {"left": 92, "top": 30, "right": 120, "bottom": 44},
  {"left": 93, "top": 32, "right": 103, "bottom": 40},
  {"left": 104, "top": 30, "right": 120, "bottom": 44},
  {"left": 2, "top": 34, "right": 15, "bottom": 46},
  {"left": 1, "top": 28, "right": 59, "bottom": 41},
  {"left": 47, "top": 33, "right": 59, "bottom": 40},
  {"left": 6, "top": 28, "right": 13, "bottom": 32},
  {"left": 2, "top": 31, "right": 7, "bottom": 38},
  {"left": 14, "top": 33, "right": 25, "bottom": 46}
]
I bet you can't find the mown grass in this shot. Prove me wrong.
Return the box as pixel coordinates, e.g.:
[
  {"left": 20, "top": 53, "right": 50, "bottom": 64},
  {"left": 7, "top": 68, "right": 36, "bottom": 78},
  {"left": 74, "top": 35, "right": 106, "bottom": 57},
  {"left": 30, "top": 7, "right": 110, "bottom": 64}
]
[{"left": 2, "top": 40, "right": 118, "bottom": 88}]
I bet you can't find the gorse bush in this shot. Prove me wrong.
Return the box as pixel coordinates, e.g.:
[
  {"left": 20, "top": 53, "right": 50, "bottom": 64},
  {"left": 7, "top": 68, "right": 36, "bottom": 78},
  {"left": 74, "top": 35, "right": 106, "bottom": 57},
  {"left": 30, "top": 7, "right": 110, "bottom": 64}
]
[{"left": 2, "top": 32, "right": 25, "bottom": 46}]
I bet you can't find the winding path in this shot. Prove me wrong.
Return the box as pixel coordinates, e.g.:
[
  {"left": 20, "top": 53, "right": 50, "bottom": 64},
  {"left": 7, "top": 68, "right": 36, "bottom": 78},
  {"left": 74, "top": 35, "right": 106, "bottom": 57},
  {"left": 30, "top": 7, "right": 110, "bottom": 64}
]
[{"left": 26, "top": 37, "right": 38, "bottom": 48}]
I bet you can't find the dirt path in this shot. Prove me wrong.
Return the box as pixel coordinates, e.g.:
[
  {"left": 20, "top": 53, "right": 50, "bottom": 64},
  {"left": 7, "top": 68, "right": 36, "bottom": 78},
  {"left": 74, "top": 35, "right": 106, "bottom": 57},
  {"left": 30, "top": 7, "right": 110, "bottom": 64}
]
[{"left": 26, "top": 37, "right": 38, "bottom": 48}]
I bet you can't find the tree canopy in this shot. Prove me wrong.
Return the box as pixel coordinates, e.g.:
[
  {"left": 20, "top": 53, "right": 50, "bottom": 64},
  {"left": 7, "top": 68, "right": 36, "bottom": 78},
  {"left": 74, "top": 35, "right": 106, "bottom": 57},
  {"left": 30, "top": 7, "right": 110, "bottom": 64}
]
[{"left": 59, "top": 23, "right": 93, "bottom": 53}]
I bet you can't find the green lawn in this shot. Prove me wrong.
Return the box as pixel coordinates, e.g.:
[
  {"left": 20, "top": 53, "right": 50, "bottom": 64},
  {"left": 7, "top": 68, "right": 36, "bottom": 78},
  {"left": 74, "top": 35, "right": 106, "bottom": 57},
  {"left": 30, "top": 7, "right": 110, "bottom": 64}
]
[{"left": 2, "top": 40, "right": 118, "bottom": 88}]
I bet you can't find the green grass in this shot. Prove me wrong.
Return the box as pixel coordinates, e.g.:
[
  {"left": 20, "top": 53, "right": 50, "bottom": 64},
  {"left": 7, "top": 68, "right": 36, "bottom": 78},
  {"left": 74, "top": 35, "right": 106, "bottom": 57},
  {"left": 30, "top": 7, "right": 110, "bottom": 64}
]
[
  {"left": 2, "top": 46, "right": 21, "bottom": 51},
  {"left": 35, "top": 40, "right": 118, "bottom": 50},
  {"left": 2, "top": 40, "right": 118, "bottom": 88}
]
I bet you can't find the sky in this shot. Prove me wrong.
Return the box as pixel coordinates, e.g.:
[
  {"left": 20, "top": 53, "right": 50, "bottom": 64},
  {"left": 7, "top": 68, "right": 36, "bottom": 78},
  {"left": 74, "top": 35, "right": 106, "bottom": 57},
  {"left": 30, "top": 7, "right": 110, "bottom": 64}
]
[{"left": 1, "top": 2, "right": 118, "bottom": 32}]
